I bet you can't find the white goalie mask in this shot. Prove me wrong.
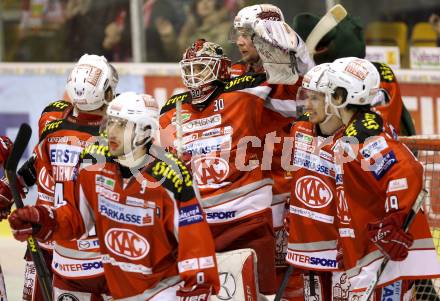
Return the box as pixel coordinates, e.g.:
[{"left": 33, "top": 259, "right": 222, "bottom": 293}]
[
  {"left": 326, "top": 57, "right": 381, "bottom": 109},
  {"left": 66, "top": 54, "right": 115, "bottom": 111},
  {"left": 180, "top": 39, "right": 231, "bottom": 89}
]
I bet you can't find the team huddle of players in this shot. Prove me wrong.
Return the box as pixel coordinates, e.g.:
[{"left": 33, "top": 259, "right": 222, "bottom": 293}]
[{"left": 0, "top": 3, "right": 439, "bottom": 301}]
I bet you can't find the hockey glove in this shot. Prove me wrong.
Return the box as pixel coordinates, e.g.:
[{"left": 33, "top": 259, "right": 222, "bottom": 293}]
[
  {"left": 8, "top": 205, "right": 57, "bottom": 242},
  {"left": 17, "top": 154, "right": 37, "bottom": 187},
  {"left": 367, "top": 211, "right": 413, "bottom": 261},
  {"left": 0, "top": 177, "right": 15, "bottom": 221},
  {"left": 176, "top": 284, "right": 212, "bottom": 301},
  {"left": 0, "top": 136, "right": 13, "bottom": 168},
  {"left": 252, "top": 20, "right": 314, "bottom": 84}
]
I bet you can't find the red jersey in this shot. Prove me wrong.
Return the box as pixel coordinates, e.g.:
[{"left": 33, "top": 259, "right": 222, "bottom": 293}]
[
  {"left": 159, "top": 73, "right": 274, "bottom": 225},
  {"left": 38, "top": 100, "right": 72, "bottom": 137},
  {"left": 231, "top": 63, "right": 301, "bottom": 266},
  {"left": 333, "top": 110, "right": 440, "bottom": 291},
  {"left": 34, "top": 110, "right": 102, "bottom": 280},
  {"left": 372, "top": 62, "right": 404, "bottom": 134},
  {"left": 286, "top": 117, "right": 339, "bottom": 271},
  {"left": 52, "top": 146, "right": 220, "bottom": 300}
]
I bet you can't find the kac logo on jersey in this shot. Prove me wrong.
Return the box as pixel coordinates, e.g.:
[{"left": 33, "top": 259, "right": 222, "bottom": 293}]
[
  {"left": 105, "top": 228, "right": 150, "bottom": 260},
  {"left": 295, "top": 176, "right": 333, "bottom": 209},
  {"left": 38, "top": 166, "right": 55, "bottom": 193},
  {"left": 194, "top": 156, "right": 229, "bottom": 187}
]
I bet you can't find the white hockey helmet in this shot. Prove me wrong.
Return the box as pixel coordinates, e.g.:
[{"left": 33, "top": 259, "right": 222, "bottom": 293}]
[
  {"left": 106, "top": 92, "right": 159, "bottom": 147},
  {"left": 326, "top": 57, "right": 380, "bottom": 108},
  {"left": 301, "top": 63, "right": 331, "bottom": 92},
  {"left": 296, "top": 63, "right": 331, "bottom": 117},
  {"left": 66, "top": 54, "right": 113, "bottom": 111},
  {"left": 108, "top": 63, "right": 119, "bottom": 96},
  {"left": 234, "top": 4, "right": 284, "bottom": 29}
]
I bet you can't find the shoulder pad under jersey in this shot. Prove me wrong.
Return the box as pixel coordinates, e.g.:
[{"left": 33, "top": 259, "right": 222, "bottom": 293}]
[
  {"left": 222, "top": 73, "right": 267, "bottom": 93},
  {"left": 344, "top": 110, "right": 383, "bottom": 143},
  {"left": 39, "top": 118, "right": 100, "bottom": 142},
  {"left": 160, "top": 91, "right": 192, "bottom": 115},
  {"left": 80, "top": 139, "right": 113, "bottom": 165},
  {"left": 41, "top": 100, "right": 71, "bottom": 114},
  {"left": 146, "top": 152, "right": 195, "bottom": 202},
  {"left": 372, "top": 62, "right": 396, "bottom": 83}
]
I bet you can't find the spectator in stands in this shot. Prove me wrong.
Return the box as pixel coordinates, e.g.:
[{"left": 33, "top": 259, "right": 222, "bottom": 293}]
[
  {"left": 15, "top": 0, "right": 66, "bottom": 61},
  {"left": 429, "top": 13, "right": 440, "bottom": 46},
  {"left": 156, "top": 0, "right": 233, "bottom": 59},
  {"left": 64, "top": 0, "right": 128, "bottom": 61},
  {"left": 102, "top": 0, "right": 183, "bottom": 62}
]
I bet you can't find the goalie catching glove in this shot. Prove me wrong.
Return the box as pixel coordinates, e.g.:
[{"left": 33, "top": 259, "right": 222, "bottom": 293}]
[
  {"left": 8, "top": 205, "right": 57, "bottom": 242},
  {"left": 367, "top": 211, "right": 413, "bottom": 261},
  {"left": 251, "top": 19, "right": 314, "bottom": 84}
]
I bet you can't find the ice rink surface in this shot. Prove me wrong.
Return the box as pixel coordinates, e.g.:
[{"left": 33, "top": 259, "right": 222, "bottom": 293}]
[{"left": 0, "top": 220, "right": 26, "bottom": 301}]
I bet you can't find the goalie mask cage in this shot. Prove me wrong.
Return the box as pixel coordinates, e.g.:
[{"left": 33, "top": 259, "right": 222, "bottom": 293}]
[{"left": 400, "top": 135, "right": 440, "bottom": 301}]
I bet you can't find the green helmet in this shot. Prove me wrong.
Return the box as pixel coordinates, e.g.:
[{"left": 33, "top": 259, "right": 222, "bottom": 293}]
[{"left": 292, "top": 13, "right": 366, "bottom": 64}]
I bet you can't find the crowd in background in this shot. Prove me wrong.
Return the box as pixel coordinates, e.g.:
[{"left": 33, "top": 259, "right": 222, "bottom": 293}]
[{"left": 1, "top": 0, "right": 440, "bottom": 62}]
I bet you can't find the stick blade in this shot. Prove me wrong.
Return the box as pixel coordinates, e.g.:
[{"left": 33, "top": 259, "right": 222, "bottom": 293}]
[
  {"left": 329, "top": 4, "right": 348, "bottom": 22},
  {"left": 5, "top": 123, "right": 32, "bottom": 172}
]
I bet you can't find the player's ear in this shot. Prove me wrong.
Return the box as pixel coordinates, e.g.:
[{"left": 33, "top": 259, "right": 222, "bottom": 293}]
[{"left": 332, "top": 87, "right": 347, "bottom": 106}]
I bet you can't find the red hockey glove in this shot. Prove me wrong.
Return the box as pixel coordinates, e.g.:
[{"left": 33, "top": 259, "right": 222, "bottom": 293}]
[
  {"left": 367, "top": 211, "right": 413, "bottom": 261},
  {"left": 8, "top": 205, "right": 57, "bottom": 242},
  {"left": 176, "top": 284, "right": 212, "bottom": 301},
  {"left": 0, "top": 177, "right": 14, "bottom": 221},
  {"left": 0, "top": 136, "right": 13, "bottom": 168}
]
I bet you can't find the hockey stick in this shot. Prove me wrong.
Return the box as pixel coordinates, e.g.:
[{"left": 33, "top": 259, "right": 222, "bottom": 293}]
[
  {"left": 361, "top": 188, "right": 428, "bottom": 301},
  {"left": 175, "top": 99, "right": 183, "bottom": 157},
  {"left": 274, "top": 265, "right": 294, "bottom": 301},
  {"left": 5, "top": 124, "right": 53, "bottom": 301},
  {"left": 305, "top": 4, "right": 348, "bottom": 55},
  {"left": 0, "top": 265, "right": 7, "bottom": 301}
]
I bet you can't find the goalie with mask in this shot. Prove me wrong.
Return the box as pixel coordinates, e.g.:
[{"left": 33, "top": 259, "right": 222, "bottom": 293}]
[{"left": 160, "top": 38, "right": 286, "bottom": 297}]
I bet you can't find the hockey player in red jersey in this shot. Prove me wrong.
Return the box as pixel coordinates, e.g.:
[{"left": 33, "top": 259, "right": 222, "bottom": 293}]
[
  {"left": 9, "top": 92, "right": 220, "bottom": 300},
  {"left": 326, "top": 57, "right": 440, "bottom": 299},
  {"left": 230, "top": 5, "right": 315, "bottom": 298},
  {"left": 0, "top": 58, "right": 118, "bottom": 224},
  {"left": 18, "top": 54, "right": 117, "bottom": 301},
  {"left": 292, "top": 12, "right": 414, "bottom": 135},
  {"left": 286, "top": 63, "right": 344, "bottom": 301},
  {"left": 160, "top": 39, "right": 278, "bottom": 296}
]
